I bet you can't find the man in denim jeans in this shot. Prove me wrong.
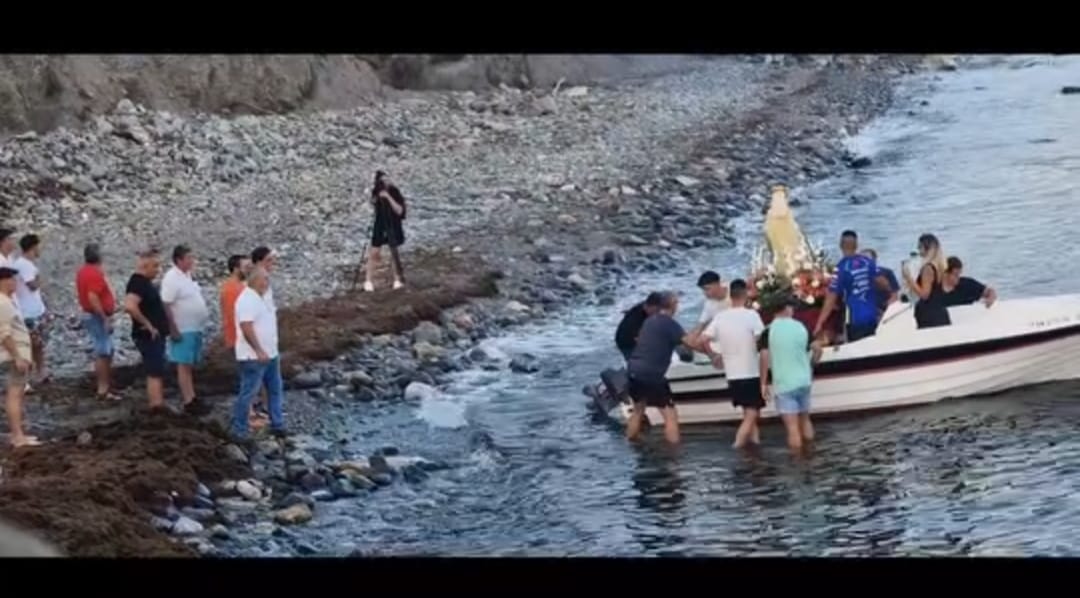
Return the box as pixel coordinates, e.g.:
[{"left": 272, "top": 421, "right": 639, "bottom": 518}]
[
  {"left": 758, "top": 296, "right": 823, "bottom": 456},
  {"left": 231, "top": 267, "right": 286, "bottom": 439},
  {"left": 74, "top": 244, "right": 121, "bottom": 402}
]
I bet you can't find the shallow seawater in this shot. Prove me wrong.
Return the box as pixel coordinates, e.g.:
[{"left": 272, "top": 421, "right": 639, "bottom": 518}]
[{"left": 244, "top": 55, "right": 1080, "bottom": 557}]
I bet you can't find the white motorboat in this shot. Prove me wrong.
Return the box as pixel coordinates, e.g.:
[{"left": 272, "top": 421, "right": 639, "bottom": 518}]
[
  {"left": 591, "top": 295, "right": 1080, "bottom": 425},
  {"left": 588, "top": 185, "right": 1080, "bottom": 425}
]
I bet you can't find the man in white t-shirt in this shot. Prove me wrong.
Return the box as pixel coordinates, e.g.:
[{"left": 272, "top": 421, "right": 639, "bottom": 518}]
[
  {"left": 695, "top": 278, "right": 766, "bottom": 450},
  {"left": 0, "top": 229, "right": 16, "bottom": 270},
  {"left": 687, "top": 270, "right": 731, "bottom": 344},
  {"left": 161, "top": 245, "right": 211, "bottom": 416},
  {"left": 12, "top": 235, "right": 48, "bottom": 385},
  {"left": 231, "top": 266, "right": 286, "bottom": 440}
]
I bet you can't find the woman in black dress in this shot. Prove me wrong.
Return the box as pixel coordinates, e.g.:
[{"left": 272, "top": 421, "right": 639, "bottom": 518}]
[
  {"left": 363, "top": 170, "right": 407, "bottom": 292},
  {"left": 903, "top": 233, "right": 951, "bottom": 328}
]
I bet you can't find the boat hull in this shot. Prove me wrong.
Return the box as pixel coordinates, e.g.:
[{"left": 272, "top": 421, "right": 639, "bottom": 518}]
[{"left": 606, "top": 295, "right": 1080, "bottom": 425}]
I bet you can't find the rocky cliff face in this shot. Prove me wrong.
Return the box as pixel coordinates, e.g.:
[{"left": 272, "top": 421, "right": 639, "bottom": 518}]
[{"left": 0, "top": 54, "right": 709, "bottom": 135}]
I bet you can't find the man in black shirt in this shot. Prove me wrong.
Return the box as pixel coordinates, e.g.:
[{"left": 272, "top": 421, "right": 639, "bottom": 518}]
[
  {"left": 614, "top": 292, "right": 663, "bottom": 363},
  {"left": 124, "top": 248, "right": 170, "bottom": 411},
  {"left": 942, "top": 256, "right": 997, "bottom": 307}
]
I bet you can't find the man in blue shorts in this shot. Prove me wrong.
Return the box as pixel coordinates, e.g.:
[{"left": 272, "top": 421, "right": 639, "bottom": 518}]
[
  {"left": 759, "top": 296, "right": 823, "bottom": 455},
  {"left": 161, "top": 245, "right": 212, "bottom": 416}
]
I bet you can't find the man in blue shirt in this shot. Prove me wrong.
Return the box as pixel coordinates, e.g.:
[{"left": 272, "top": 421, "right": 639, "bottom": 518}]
[
  {"left": 860, "top": 248, "right": 900, "bottom": 313},
  {"left": 813, "top": 231, "right": 895, "bottom": 343}
]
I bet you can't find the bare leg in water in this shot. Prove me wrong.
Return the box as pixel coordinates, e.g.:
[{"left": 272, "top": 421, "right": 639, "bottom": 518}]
[
  {"left": 781, "top": 413, "right": 803, "bottom": 455},
  {"left": 733, "top": 408, "right": 760, "bottom": 449},
  {"left": 799, "top": 413, "right": 815, "bottom": 450},
  {"left": 660, "top": 406, "right": 680, "bottom": 445},
  {"left": 626, "top": 402, "right": 647, "bottom": 441}
]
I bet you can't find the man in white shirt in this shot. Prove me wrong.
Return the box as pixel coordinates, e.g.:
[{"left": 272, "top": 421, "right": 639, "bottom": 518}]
[
  {"left": 231, "top": 266, "right": 286, "bottom": 440},
  {"left": 161, "top": 245, "right": 211, "bottom": 416},
  {"left": 12, "top": 235, "right": 48, "bottom": 385},
  {"left": 0, "top": 229, "right": 15, "bottom": 270},
  {"left": 695, "top": 278, "right": 766, "bottom": 450},
  {"left": 687, "top": 270, "right": 731, "bottom": 345}
]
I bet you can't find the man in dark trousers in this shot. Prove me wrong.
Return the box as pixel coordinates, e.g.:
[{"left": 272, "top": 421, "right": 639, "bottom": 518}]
[
  {"left": 614, "top": 292, "right": 664, "bottom": 363},
  {"left": 362, "top": 170, "right": 407, "bottom": 292},
  {"left": 123, "top": 248, "right": 170, "bottom": 412}
]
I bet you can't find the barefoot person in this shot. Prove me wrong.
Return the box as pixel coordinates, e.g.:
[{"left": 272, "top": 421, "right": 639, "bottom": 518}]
[
  {"left": 625, "top": 292, "right": 692, "bottom": 445},
  {"left": 124, "top": 248, "right": 169, "bottom": 411},
  {"left": 13, "top": 235, "right": 49, "bottom": 388},
  {"left": 0, "top": 268, "right": 38, "bottom": 447},
  {"left": 75, "top": 244, "right": 121, "bottom": 402},
  {"left": 161, "top": 245, "right": 212, "bottom": 416},
  {"left": 231, "top": 267, "right": 287, "bottom": 440},
  {"left": 759, "top": 296, "right": 823, "bottom": 455},
  {"left": 697, "top": 279, "right": 766, "bottom": 449},
  {"left": 362, "top": 170, "right": 407, "bottom": 292}
]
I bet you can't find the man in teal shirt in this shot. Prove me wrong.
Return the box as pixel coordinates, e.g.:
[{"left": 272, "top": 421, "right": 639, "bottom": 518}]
[{"left": 758, "top": 296, "right": 823, "bottom": 455}]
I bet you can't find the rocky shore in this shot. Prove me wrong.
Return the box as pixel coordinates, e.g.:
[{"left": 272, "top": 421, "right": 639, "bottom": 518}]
[{"left": 0, "top": 55, "right": 939, "bottom": 556}]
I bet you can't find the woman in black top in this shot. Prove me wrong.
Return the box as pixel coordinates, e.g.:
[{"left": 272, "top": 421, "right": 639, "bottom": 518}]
[
  {"left": 903, "top": 233, "right": 951, "bottom": 329},
  {"left": 363, "top": 170, "right": 407, "bottom": 292}
]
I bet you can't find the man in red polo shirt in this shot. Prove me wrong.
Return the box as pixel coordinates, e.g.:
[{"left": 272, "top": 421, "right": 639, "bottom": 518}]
[{"left": 75, "top": 244, "right": 121, "bottom": 402}]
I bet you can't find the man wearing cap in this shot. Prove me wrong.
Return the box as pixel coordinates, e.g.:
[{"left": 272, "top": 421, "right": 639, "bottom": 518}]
[
  {"left": 614, "top": 292, "right": 663, "bottom": 364},
  {"left": 0, "top": 267, "right": 39, "bottom": 447},
  {"left": 75, "top": 243, "right": 121, "bottom": 402},
  {"left": 160, "top": 245, "right": 212, "bottom": 416},
  {"left": 124, "top": 248, "right": 170, "bottom": 411},
  {"left": 758, "top": 296, "right": 823, "bottom": 455}
]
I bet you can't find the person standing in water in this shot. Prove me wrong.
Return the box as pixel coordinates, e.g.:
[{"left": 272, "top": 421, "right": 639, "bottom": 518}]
[
  {"left": 362, "top": 170, "right": 407, "bottom": 292},
  {"left": 903, "top": 233, "right": 951, "bottom": 329},
  {"left": 697, "top": 279, "right": 767, "bottom": 450},
  {"left": 625, "top": 292, "right": 692, "bottom": 445},
  {"left": 759, "top": 296, "right": 823, "bottom": 455}
]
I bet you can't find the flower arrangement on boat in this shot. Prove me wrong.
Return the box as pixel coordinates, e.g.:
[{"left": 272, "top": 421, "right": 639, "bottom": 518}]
[{"left": 747, "top": 238, "right": 837, "bottom": 314}]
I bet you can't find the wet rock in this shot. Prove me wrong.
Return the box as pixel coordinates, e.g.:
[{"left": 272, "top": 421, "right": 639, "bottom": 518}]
[
  {"left": 1062, "top": 86, "right": 1080, "bottom": 95},
  {"left": 673, "top": 175, "right": 701, "bottom": 187},
  {"left": 375, "top": 446, "right": 400, "bottom": 457},
  {"left": 236, "top": 480, "right": 262, "bottom": 502},
  {"left": 223, "top": 444, "right": 249, "bottom": 464},
  {"left": 563, "top": 85, "right": 589, "bottom": 98},
  {"left": 369, "top": 455, "right": 392, "bottom": 474},
  {"left": 295, "top": 541, "right": 320, "bottom": 556},
  {"left": 339, "top": 469, "right": 377, "bottom": 491},
  {"left": 509, "top": 354, "right": 541, "bottom": 374},
  {"left": 328, "top": 478, "right": 359, "bottom": 498},
  {"left": 76, "top": 431, "right": 93, "bottom": 446},
  {"left": 566, "top": 273, "right": 590, "bottom": 291},
  {"left": 451, "top": 311, "right": 475, "bottom": 331},
  {"left": 310, "top": 489, "right": 336, "bottom": 502},
  {"left": 276, "top": 491, "right": 315, "bottom": 510},
  {"left": 412, "top": 321, "right": 444, "bottom": 345},
  {"left": 619, "top": 185, "right": 638, "bottom": 196},
  {"left": 412, "top": 341, "right": 445, "bottom": 361},
  {"left": 370, "top": 472, "right": 394, "bottom": 486},
  {"left": 848, "top": 156, "right": 873, "bottom": 169},
  {"left": 274, "top": 504, "right": 313, "bottom": 526},
  {"left": 292, "top": 370, "right": 323, "bottom": 389},
  {"left": 171, "top": 516, "right": 204, "bottom": 537},
  {"left": 299, "top": 472, "right": 327, "bottom": 492},
  {"left": 345, "top": 369, "right": 374, "bottom": 388},
  {"left": 217, "top": 498, "right": 258, "bottom": 513},
  {"left": 196, "top": 482, "right": 213, "bottom": 499},
  {"left": 210, "top": 524, "right": 232, "bottom": 541},
  {"left": 505, "top": 300, "right": 531, "bottom": 314},
  {"left": 404, "top": 381, "right": 438, "bottom": 402},
  {"left": 180, "top": 507, "right": 216, "bottom": 522},
  {"left": 285, "top": 450, "right": 316, "bottom": 469},
  {"left": 193, "top": 495, "right": 216, "bottom": 510},
  {"left": 533, "top": 95, "right": 558, "bottom": 115},
  {"left": 150, "top": 516, "right": 174, "bottom": 532}
]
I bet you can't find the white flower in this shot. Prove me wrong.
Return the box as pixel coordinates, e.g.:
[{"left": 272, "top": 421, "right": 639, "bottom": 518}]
[
  {"left": 751, "top": 301, "right": 761, "bottom": 310},
  {"left": 805, "top": 295, "right": 816, "bottom": 305},
  {"left": 756, "top": 280, "right": 765, "bottom": 289},
  {"left": 800, "top": 261, "right": 812, "bottom": 270},
  {"left": 792, "top": 278, "right": 802, "bottom": 287},
  {"left": 811, "top": 280, "right": 820, "bottom": 288}
]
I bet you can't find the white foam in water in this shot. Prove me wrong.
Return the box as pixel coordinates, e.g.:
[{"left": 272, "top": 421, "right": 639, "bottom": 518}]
[{"left": 415, "top": 394, "right": 469, "bottom": 429}]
